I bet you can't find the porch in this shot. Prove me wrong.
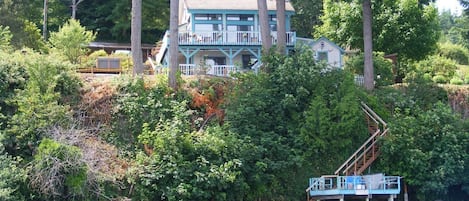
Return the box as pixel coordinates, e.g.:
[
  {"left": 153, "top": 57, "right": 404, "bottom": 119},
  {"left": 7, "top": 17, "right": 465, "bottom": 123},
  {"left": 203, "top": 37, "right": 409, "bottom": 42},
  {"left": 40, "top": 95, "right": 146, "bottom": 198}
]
[{"left": 178, "top": 31, "right": 296, "bottom": 46}]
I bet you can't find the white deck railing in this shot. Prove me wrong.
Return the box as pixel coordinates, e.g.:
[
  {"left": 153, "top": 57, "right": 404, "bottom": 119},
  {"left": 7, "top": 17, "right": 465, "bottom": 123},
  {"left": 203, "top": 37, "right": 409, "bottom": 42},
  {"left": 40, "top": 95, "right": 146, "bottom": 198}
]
[
  {"left": 178, "top": 31, "right": 296, "bottom": 46},
  {"left": 179, "top": 64, "right": 237, "bottom": 77}
]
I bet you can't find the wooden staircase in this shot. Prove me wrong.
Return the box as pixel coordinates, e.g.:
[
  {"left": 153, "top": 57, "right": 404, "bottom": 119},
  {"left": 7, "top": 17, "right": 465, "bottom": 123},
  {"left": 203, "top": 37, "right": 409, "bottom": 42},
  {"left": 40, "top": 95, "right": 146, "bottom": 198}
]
[{"left": 334, "top": 102, "right": 389, "bottom": 176}]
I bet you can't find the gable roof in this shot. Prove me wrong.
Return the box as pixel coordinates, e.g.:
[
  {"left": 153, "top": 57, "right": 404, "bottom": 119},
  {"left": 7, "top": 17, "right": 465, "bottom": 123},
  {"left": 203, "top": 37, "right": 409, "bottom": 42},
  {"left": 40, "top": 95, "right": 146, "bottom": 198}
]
[
  {"left": 297, "top": 37, "right": 345, "bottom": 53},
  {"left": 184, "top": 0, "right": 295, "bottom": 12}
]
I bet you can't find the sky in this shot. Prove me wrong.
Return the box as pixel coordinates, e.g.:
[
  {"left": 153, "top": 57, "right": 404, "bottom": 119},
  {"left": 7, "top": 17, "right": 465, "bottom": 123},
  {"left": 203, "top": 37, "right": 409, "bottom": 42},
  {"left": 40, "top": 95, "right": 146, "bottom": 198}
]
[{"left": 436, "top": 0, "right": 464, "bottom": 15}]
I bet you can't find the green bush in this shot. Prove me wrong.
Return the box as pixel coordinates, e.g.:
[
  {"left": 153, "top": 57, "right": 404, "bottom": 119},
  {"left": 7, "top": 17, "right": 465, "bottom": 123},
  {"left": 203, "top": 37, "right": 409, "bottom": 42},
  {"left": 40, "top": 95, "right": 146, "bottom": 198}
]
[
  {"left": 344, "top": 52, "right": 394, "bottom": 87},
  {"left": 465, "top": 74, "right": 469, "bottom": 84},
  {"left": 0, "top": 26, "right": 12, "bottom": 51},
  {"left": 3, "top": 51, "right": 77, "bottom": 156},
  {"left": 450, "top": 77, "right": 464, "bottom": 85},
  {"left": 0, "top": 138, "right": 27, "bottom": 201},
  {"left": 432, "top": 75, "right": 447, "bottom": 83},
  {"left": 29, "top": 138, "right": 88, "bottom": 200},
  {"left": 414, "top": 55, "right": 458, "bottom": 82},
  {"left": 438, "top": 42, "right": 469, "bottom": 65},
  {"left": 49, "top": 19, "right": 96, "bottom": 64}
]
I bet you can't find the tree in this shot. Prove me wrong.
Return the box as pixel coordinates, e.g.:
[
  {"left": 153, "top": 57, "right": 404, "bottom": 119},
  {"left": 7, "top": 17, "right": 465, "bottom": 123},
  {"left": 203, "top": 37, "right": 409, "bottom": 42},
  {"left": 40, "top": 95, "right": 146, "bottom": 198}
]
[
  {"left": 316, "top": 0, "right": 439, "bottom": 80},
  {"left": 276, "top": 0, "right": 286, "bottom": 54},
  {"left": 362, "top": 0, "right": 374, "bottom": 90},
  {"left": 0, "top": 26, "right": 12, "bottom": 50},
  {"left": 131, "top": 0, "right": 144, "bottom": 75},
  {"left": 226, "top": 49, "right": 369, "bottom": 199},
  {"left": 43, "top": 0, "right": 48, "bottom": 40},
  {"left": 77, "top": 0, "right": 169, "bottom": 43},
  {"left": 169, "top": 0, "right": 179, "bottom": 90},
  {"left": 49, "top": 19, "right": 96, "bottom": 64},
  {"left": 258, "top": 0, "right": 272, "bottom": 54},
  {"left": 381, "top": 102, "right": 469, "bottom": 200},
  {"left": 290, "top": 0, "right": 323, "bottom": 38},
  {"left": 71, "top": 0, "right": 84, "bottom": 19}
]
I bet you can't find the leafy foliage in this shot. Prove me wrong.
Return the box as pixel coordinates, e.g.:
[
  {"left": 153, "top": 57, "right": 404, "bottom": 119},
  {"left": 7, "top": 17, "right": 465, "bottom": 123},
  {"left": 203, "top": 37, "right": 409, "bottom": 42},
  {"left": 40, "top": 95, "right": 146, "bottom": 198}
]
[
  {"left": 3, "top": 51, "right": 80, "bottom": 157},
  {"left": 345, "top": 52, "right": 394, "bottom": 87},
  {"left": 0, "top": 25, "right": 12, "bottom": 50},
  {"left": 381, "top": 102, "right": 469, "bottom": 200},
  {"left": 316, "top": 0, "right": 439, "bottom": 61},
  {"left": 290, "top": 0, "right": 323, "bottom": 37},
  {"left": 132, "top": 100, "right": 243, "bottom": 200},
  {"left": 49, "top": 19, "right": 96, "bottom": 64},
  {"left": 29, "top": 138, "right": 88, "bottom": 200},
  {"left": 0, "top": 50, "right": 28, "bottom": 129},
  {"left": 438, "top": 42, "right": 469, "bottom": 65},
  {"left": 110, "top": 76, "right": 178, "bottom": 150},
  {"left": 225, "top": 49, "right": 369, "bottom": 199},
  {"left": 412, "top": 55, "right": 458, "bottom": 83},
  {"left": 0, "top": 136, "right": 27, "bottom": 201}
]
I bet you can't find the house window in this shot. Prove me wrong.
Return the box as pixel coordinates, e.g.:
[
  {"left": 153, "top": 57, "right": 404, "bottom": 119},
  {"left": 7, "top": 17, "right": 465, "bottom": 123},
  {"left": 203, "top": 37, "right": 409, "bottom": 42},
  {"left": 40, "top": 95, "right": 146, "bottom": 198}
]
[
  {"left": 195, "top": 24, "right": 221, "bottom": 31},
  {"left": 317, "top": 52, "right": 328, "bottom": 62},
  {"left": 194, "top": 14, "right": 222, "bottom": 21},
  {"left": 269, "top": 15, "right": 277, "bottom": 22},
  {"left": 270, "top": 24, "right": 277, "bottom": 31},
  {"left": 227, "top": 14, "right": 254, "bottom": 21},
  {"left": 205, "top": 56, "right": 226, "bottom": 66}
]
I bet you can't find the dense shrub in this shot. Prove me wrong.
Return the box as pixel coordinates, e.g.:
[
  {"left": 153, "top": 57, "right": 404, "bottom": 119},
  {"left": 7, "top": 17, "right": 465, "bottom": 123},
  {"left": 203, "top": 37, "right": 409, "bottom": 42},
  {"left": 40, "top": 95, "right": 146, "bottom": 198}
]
[
  {"left": 345, "top": 52, "right": 394, "bottom": 87},
  {"left": 413, "top": 55, "right": 458, "bottom": 83},
  {"left": 110, "top": 76, "right": 178, "bottom": 150},
  {"left": 438, "top": 42, "right": 469, "bottom": 65},
  {"left": 29, "top": 139, "right": 88, "bottom": 200},
  {"left": 381, "top": 102, "right": 469, "bottom": 200},
  {"left": 0, "top": 25, "right": 12, "bottom": 51},
  {"left": 3, "top": 51, "right": 79, "bottom": 157},
  {"left": 450, "top": 77, "right": 464, "bottom": 85},
  {"left": 49, "top": 19, "right": 96, "bottom": 64},
  {"left": 465, "top": 74, "right": 469, "bottom": 84},
  {"left": 225, "top": 49, "right": 369, "bottom": 199},
  {"left": 433, "top": 74, "right": 448, "bottom": 83},
  {"left": 0, "top": 137, "right": 27, "bottom": 201},
  {"left": 0, "top": 51, "right": 28, "bottom": 125}
]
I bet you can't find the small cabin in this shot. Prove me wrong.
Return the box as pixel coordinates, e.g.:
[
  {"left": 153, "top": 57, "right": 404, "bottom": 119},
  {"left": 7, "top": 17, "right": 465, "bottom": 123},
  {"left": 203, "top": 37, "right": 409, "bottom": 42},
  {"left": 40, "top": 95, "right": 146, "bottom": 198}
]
[{"left": 297, "top": 37, "right": 345, "bottom": 69}]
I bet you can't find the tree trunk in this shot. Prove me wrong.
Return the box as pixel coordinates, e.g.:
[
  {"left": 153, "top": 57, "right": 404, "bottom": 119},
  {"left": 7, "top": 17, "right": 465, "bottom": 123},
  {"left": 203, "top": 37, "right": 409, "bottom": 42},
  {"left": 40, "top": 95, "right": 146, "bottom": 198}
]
[
  {"left": 169, "top": 0, "right": 179, "bottom": 90},
  {"left": 362, "top": 0, "right": 374, "bottom": 90},
  {"left": 43, "top": 0, "right": 48, "bottom": 40},
  {"left": 258, "top": 0, "right": 272, "bottom": 54},
  {"left": 131, "top": 0, "right": 144, "bottom": 75},
  {"left": 71, "top": 0, "right": 84, "bottom": 19},
  {"left": 276, "top": 0, "right": 286, "bottom": 54}
]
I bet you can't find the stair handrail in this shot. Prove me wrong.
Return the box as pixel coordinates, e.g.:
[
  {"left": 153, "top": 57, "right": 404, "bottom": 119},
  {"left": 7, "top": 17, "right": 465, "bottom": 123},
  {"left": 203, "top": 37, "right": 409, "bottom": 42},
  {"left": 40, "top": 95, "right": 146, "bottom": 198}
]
[
  {"left": 155, "top": 30, "right": 170, "bottom": 65},
  {"left": 361, "top": 102, "right": 387, "bottom": 128},
  {"left": 334, "top": 102, "right": 388, "bottom": 175},
  {"left": 334, "top": 128, "right": 381, "bottom": 175}
]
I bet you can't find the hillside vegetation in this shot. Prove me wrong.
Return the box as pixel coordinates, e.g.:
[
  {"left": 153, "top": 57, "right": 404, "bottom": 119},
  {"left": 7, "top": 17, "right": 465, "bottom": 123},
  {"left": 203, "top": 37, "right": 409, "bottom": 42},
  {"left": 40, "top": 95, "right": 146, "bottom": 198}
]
[{"left": 0, "top": 47, "right": 468, "bottom": 201}]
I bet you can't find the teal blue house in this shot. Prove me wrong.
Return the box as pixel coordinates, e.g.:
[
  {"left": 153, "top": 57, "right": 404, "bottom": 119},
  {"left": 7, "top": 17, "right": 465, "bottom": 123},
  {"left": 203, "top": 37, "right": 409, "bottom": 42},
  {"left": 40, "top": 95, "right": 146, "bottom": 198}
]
[{"left": 153, "top": 0, "right": 296, "bottom": 76}]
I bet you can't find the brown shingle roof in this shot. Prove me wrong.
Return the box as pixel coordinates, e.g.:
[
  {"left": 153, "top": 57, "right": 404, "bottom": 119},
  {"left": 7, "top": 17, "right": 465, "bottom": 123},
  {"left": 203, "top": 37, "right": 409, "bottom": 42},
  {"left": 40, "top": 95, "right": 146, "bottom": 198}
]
[{"left": 184, "top": 0, "right": 295, "bottom": 11}]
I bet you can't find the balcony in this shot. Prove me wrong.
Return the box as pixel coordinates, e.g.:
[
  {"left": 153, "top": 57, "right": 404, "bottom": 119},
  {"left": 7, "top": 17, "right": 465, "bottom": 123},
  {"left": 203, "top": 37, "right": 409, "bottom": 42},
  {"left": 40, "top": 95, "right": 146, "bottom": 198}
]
[{"left": 178, "top": 31, "right": 296, "bottom": 46}]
